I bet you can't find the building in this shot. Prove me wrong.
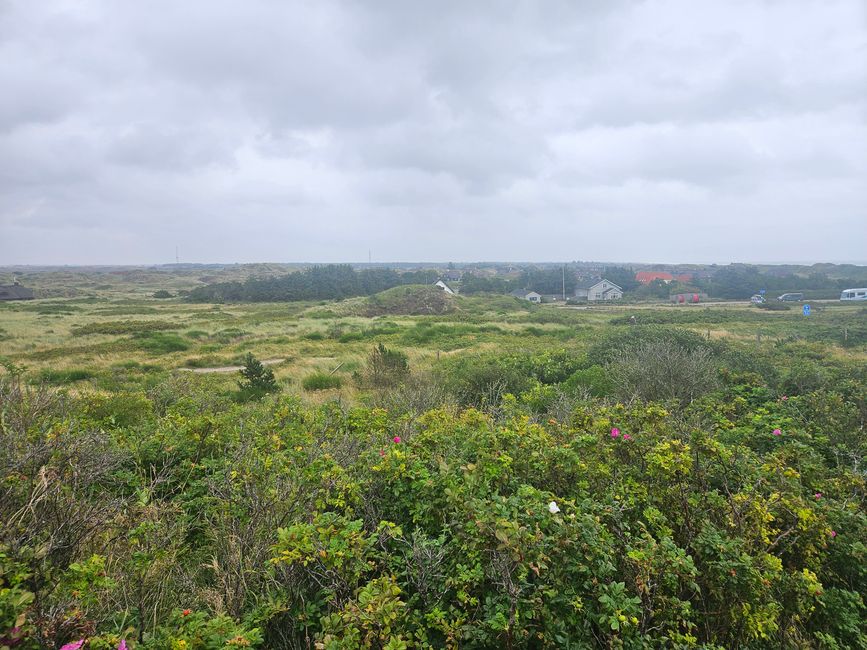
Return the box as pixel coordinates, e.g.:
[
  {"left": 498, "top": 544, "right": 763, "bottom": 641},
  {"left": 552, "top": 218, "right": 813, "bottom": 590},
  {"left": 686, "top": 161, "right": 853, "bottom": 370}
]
[
  {"left": 0, "top": 281, "right": 35, "bottom": 301},
  {"left": 635, "top": 271, "right": 673, "bottom": 284},
  {"left": 574, "top": 279, "right": 623, "bottom": 301},
  {"left": 434, "top": 279, "right": 455, "bottom": 295},
  {"left": 510, "top": 289, "right": 542, "bottom": 303},
  {"left": 635, "top": 271, "right": 693, "bottom": 284}
]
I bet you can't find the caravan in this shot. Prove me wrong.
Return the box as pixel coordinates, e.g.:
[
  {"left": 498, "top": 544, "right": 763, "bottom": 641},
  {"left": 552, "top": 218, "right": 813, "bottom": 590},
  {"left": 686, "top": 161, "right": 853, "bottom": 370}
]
[{"left": 840, "top": 288, "right": 867, "bottom": 301}]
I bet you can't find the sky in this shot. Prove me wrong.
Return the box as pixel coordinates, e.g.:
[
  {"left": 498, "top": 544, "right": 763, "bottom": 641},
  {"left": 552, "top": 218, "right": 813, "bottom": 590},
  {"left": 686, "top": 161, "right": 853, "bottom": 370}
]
[{"left": 1, "top": 0, "right": 865, "bottom": 266}]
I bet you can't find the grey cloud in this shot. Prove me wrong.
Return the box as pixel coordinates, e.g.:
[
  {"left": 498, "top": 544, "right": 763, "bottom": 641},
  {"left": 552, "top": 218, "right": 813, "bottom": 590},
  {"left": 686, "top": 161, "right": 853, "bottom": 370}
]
[{"left": 0, "top": 0, "right": 865, "bottom": 265}]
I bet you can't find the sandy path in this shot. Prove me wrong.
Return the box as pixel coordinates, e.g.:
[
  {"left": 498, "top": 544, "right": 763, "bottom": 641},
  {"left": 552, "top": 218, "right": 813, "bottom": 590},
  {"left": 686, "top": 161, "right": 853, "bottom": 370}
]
[{"left": 180, "top": 358, "right": 286, "bottom": 374}]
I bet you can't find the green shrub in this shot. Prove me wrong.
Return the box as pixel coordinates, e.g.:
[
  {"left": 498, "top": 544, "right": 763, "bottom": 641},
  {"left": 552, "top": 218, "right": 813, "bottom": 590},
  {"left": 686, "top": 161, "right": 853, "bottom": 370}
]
[
  {"left": 587, "top": 325, "right": 711, "bottom": 366},
  {"left": 152, "top": 290, "right": 174, "bottom": 299},
  {"left": 757, "top": 301, "right": 791, "bottom": 311},
  {"left": 563, "top": 365, "right": 615, "bottom": 397},
  {"left": 609, "top": 339, "right": 719, "bottom": 403},
  {"left": 36, "top": 368, "right": 95, "bottom": 384},
  {"left": 302, "top": 372, "right": 343, "bottom": 391},
  {"left": 357, "top": 343, "right": 409, "bottom": 387},
  {"left": 236, "top": 353, "right": 280, "bottom": 401},
  {"left": 212, "top": 328, "right": 250, "bottom": 343},
  {"left": 72, "top": 320, "right": 179, "bottom": 336},
  {"left": 132, "top": 331, "right": 190, "bottom": 354}
]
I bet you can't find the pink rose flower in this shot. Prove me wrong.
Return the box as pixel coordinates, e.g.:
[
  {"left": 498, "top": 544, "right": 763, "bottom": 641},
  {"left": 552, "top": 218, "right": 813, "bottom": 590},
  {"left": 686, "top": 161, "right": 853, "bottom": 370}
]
[
  {"left": 829, "top": 530, "right": 837, "bottom": 538},
  {"left": 60, "top": 642, "right": 85, "bottom": 650},
  {"left": 623, "top": 434, "right": 632, "bottom": 441},
  {"left": 772, "top": 428, "right": 782, "bottom": 436},
  {"left": 393, "top": 436, "right": 401, "bottom": 444},
  {"left": 814, "top": 492, "right": 822, "bottom": 500},
  {"left": 610, "top": 428, "right": 620, "bottom": 438}
]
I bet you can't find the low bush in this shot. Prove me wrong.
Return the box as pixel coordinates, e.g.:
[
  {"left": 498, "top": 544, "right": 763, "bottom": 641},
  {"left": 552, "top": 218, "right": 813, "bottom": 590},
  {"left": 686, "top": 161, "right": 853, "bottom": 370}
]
[
  {"left": 36, "top": 368, "right": 95, "bottom": 384},
  {"left": 609, "top": 339, "right": 720, "bottom": 403},
  {"left": 757, "top": 301, "right": 792, "bottom": 311},
  {"left": 132, "top": 331, "right": 190, "bottom": 354},
  {"left": 587, "top": 325, "right": 712, "bottom": 366},
  {"left": 357, "top": 343, "right": 409, "bottom": 388},
  {"left": 563, "top": 364, "right": 615, "bottom": 397},
  {"left": 302, "top": 372, "right": 343, "bottom": 391},
  {"left": 72, "top": 320, "right": 179, "bottom": 336}
]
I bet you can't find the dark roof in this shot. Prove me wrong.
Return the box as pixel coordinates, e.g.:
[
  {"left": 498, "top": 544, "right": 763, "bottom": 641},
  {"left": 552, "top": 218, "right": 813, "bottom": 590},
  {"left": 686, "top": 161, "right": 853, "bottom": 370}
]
[
  {"left": 0, "top": 284, "right": 35, "bottom": 300},
  {"left": 510, "top": 289, "right": 539, "bottom": 297},
  {"left": 575, "top": 278, "right": 622, "bottom": 291}
]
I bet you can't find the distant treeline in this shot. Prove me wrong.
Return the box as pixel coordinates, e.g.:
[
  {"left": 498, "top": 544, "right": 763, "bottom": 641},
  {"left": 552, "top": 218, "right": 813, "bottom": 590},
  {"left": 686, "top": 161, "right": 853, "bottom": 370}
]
[
  {"left": 598, "top": 265, "right": 867, "bottom": 300},
  {"left": 187, "top": 265, "right": 438, "bottom": 302},
  {"left": 697, "top": 266, "right": 867, "bottom": 299}
]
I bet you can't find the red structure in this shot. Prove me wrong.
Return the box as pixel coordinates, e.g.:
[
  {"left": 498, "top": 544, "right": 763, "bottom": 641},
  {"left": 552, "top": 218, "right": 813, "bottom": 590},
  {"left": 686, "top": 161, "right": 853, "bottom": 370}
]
[{"left": 636, "top": 271, "right": 694, "bottom": 284}]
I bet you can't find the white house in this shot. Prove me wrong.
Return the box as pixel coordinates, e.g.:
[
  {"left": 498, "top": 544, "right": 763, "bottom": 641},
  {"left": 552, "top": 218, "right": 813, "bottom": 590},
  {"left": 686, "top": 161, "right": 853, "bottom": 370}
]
[
  {"left": 510, "top": 289, "right": 542, "bottom": 303},
  {"left": 574, "top": 279, "right": 623, "bottom": 301},
  {"left": 434, "top": 279, "right": 455, "bottom": 294}
]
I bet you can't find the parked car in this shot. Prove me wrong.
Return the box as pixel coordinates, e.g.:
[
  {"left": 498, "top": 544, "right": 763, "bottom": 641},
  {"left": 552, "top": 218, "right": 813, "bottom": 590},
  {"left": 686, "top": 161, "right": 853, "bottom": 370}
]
[
  {"left": 777, "top": 292, "right": 804, "bottom": 302},
  {"left": 840, "top": 288, "right": 867, "bottom": 301},
  {"left": 750, "top": 294, "right": 765, "bottom": 304}
]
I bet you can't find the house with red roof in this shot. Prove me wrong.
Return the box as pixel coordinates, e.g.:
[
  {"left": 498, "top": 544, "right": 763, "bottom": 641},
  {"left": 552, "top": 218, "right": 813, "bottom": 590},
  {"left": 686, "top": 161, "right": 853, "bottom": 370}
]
[
  {"left": 635, "top": 271, "right": 693, "bottom": 284},
  {"left": 635, "top": 271, "right": 674, "bottom": 284}
]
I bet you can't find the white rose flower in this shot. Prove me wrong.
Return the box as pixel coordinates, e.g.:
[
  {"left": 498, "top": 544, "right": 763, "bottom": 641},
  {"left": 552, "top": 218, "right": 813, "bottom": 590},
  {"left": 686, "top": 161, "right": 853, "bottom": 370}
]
[{"left": 548, "top": 501, "right": 560, "bottom": 514}]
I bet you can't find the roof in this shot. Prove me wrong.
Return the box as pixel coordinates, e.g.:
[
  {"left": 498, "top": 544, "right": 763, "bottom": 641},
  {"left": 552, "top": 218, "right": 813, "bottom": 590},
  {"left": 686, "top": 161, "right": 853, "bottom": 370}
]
[
  {"left": 434, "top": 279, "right": 455, "bottom": 293},
  {"left": 510, "top": 289, "right": 540, "bottom": 297},
  {"left": 635, "top": 271, "right": 674, "bottom": 284},
  {"left": 575, "top": 279, "right": 622, "bottom": 291},
  {"left": 0, "top": 284, "right": 35, "bottom": 300}
]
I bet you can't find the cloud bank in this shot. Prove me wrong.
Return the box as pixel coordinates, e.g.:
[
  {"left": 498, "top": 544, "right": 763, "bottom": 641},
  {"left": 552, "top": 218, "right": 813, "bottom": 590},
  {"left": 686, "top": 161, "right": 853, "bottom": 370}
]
[{"left": 1, "top": 0, "right": 865, "bottom": 264}]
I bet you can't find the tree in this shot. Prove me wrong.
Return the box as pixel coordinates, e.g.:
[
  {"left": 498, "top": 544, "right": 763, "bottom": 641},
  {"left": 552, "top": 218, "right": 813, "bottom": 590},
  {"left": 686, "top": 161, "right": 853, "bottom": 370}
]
[
  {"left": 603, "top": 266, "right": 640, "bottom": 292},
  {"left": 237, "top": 353, "right": 279, "bottom": 400},
  {"left": 361, "top": 343, "right": 409, "bottom": 387}
]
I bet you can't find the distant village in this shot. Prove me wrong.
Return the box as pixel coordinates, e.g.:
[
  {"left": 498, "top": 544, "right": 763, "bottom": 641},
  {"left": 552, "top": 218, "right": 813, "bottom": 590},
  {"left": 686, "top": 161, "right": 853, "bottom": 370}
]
[
  {"left": 432, "top": 266, "right": 708, "bottom": 303},
  {"left": 2, "top": 261, "right": 864, "bottom": 303}
]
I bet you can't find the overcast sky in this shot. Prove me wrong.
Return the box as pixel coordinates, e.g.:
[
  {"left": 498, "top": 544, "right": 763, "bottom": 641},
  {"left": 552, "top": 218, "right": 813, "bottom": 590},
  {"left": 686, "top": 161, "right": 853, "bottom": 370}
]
[{"left": 1, "top": 0, "right": 865, "bottom": 266}]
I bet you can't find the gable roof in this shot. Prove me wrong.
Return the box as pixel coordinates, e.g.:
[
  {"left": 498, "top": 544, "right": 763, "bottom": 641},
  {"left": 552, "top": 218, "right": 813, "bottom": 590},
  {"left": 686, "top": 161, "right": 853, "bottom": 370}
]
[{"left": 576, "top": 279, "right": 622, "bottom": 291}]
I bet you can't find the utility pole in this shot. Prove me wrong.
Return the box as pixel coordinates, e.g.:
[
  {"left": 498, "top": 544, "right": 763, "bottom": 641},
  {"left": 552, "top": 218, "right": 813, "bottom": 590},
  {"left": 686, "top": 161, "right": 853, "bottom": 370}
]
[{"left": 175, "top": 246, "right": 179, "bottom": 264}]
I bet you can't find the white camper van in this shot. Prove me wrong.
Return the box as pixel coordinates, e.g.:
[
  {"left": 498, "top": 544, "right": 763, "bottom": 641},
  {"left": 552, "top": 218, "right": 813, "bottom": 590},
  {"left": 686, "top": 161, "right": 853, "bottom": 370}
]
[{"left": 840, "top": 288, "right": 867, "bottom": 301}]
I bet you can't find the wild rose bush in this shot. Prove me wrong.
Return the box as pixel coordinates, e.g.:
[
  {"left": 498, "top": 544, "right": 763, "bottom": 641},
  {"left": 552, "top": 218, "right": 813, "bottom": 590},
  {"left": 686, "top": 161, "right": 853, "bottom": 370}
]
[{"left": 1, "top": 360, "right": 865, "bottom": 648}]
